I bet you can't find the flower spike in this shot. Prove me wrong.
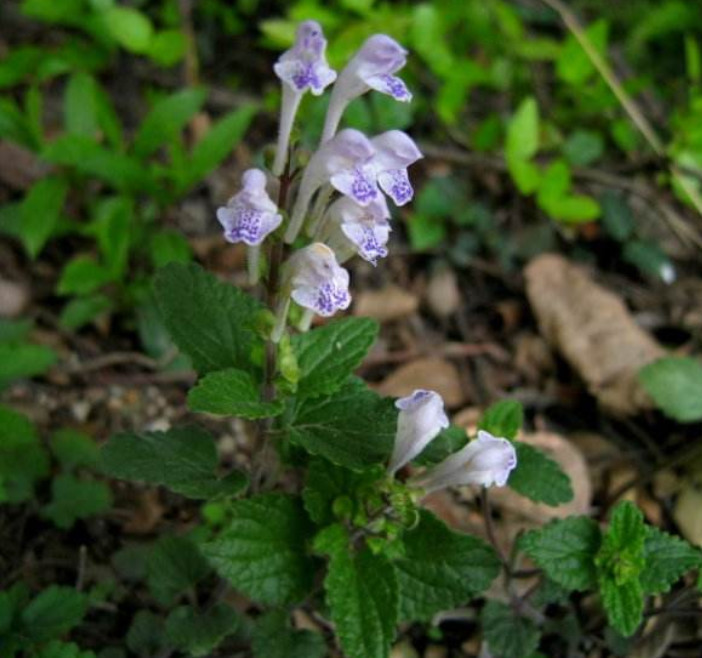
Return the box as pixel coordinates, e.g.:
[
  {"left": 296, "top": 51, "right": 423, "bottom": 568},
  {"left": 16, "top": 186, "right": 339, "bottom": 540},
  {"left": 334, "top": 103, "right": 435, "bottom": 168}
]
[
  {"left": 388, "top": 390, "right": 450, "bottom": 476},
  {"left": 322, "top": 34, "right": 412, "bottom": 143},
  {"left": 410, "top": 430, "right": 518, "bottom": 493},
  {"left": 272, "top": 21, "right": 336, "bottom": 176}
]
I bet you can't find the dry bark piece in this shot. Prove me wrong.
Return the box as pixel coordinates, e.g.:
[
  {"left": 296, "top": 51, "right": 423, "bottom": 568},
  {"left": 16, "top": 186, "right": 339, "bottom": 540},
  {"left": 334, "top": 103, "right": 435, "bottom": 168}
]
[
  {"left": 525, "top": 254, "right": 665, "bottom": 415},
  {"left": 377, "top": 356, "right": 466, "bottom": 407},
  {"left": 353, "top": 284, "right": 419, "bottom": 322}
]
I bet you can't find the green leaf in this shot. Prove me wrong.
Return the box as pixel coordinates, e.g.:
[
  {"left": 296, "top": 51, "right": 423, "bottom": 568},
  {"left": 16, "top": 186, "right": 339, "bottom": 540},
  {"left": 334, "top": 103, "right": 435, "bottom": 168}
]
[
  {"left": 51, "top": 429, "right": 99, "bottom": 469},
  {"left": 33, "top": 640, "right": 96, "bottom": 658},
  {"left": 557, "top": 19, "right": 608, "bottom": 85},
  {"left": 640, "top": 526, "right": 702, "bottom": 594},
  {"left": 639, "top": 356, "right": 702, "bottom": 423},
  {"left": 292, "top": 317, "right": 378, "bottom": 398},
  {"left": 596, "top": 502, "right": 646, "bottom": 588},
  {"left": 315, "top": 524, "right": 398, "bottom": 658},
  {"left": 42, "top": 474, "right": 112, "bottom": 529},
  {"left": 563, "top": 130, "right": 604, "bottom": 166},
  {"left": 126, "top": 610, "right": 166, "bottom": 656},
  {"left": 544, "top": 194, "right": 601, "bottom": 224},
  {"left": 101, "top": 425, "right": 247, "bottom": 499},
  {"left": 165, "top": 604, "right": 239, "bottom": 657},
  {"left": 57, "top": 255, "right": 113, "bottom": 296},
  {"left": 103, "top": 6, "right": 154, "bottom": 54},
  {"left": 19, "top": 176, "right": 68, "bottom": 258},
  {"left": 506, "top": 96, "right": 539, "bottom": 161},
  {"left": 147, "top": 535, "right": 211, "bottom": 605},
  {"left": 59, "top": 294, "right": 112, "bottom": 331},
  {"left": 0, "top": 404, "right": 50, "bottom": 502},
  {"left": 42, "top": 135, "right": 153, "bottom": 193},
  {"left": 407, "top": 212, "right": 446, "bottom": 250},
  {"left": 537, "top": 159, "right": 571, "bottom": 208},
  {"left": 187, "top": 368, "right": 283, "bottom": 419},
  {"left": 147, "top": 29, "right": 188, "bottom": 67},
  {"left": 204, "top": 494, "right": 316, "bottom": 605},
  {"left": 285, "top": 380, "right": 396, "bottom": 470},
  {"left": 150, "top": 229, "right": 192, "bottom": 269},
  {"left": 394, "top": 510, "right": 500, "bottom": 621},
  {"left": 90, "top": 196, "right": 132, "bottom": 279},
  {"left": 0, "top": 342, "right": 57, "bottom": 388},
  {"left": 600, "top": 191, "right": 634, "bottom": 242},
  {"left": 153, "top": 262, "right": 263, "bottom": 375},
  {"left": 64, "top": 72, "right": 100, "bottom": 138},
  {"left": 508, "top": 443, "right": 574, "bottom": 506},
  {"left": 414, "top": 425, "right": 468, "bottom": 465},
  {"left": 520, "top": 516, "right": 601, "bottom": 590},
  {"left": 181, "top": 105, "right": 256, "bottom": 191},
  {"left": 251, "top": 610, "right": 326, "bottom": 658},
  {"left": 481, "top": 600, "right": 540, "bottom": 658},
  {"left": 133, "top": 87, "right": 207, "bottom": 158},
  {"left": 508, "top": 158, "right": 541, "bottom": 195},
  {"left": 479, "top": 400, "right": 523, "bottom": 440},
  {"left": 623, "top": 239, "right": 674, "bottom": 282},
  {"left": 600, "top": 577, "right": 643, "bottom": 637},
  {"left": 21, "top": 586, "right": 87, "bottom": 642},
  {"left": 0, "top": 318, "right": 32, "bottom": 343}
]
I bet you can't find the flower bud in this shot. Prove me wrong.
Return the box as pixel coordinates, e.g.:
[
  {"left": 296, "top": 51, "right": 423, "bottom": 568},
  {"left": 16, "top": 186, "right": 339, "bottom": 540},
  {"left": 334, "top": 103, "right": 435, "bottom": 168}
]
[
  {"left": 387, "top": 390, "right": 449, "bottom": 475},
  {"left": 216, "top": 169, "right": 282, "bottom": 245},
  {"left": 322, "top": 34, "right": 412, "bottom": 142},
  {"left": 286, "top": 243, "right": 351, "bottom": 317},
  {"left": 371, "top": 131, "right": 423, "bottom": 206},
  {"left": 411, "top": 430, "right": 517, "bottom": 493}
]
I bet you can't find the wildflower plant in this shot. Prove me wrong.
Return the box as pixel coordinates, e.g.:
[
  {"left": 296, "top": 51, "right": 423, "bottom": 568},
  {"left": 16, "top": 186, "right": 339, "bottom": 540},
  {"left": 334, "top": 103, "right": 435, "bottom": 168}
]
[{"left": 99, "top": 22, "right": 702, "bottom": 658}]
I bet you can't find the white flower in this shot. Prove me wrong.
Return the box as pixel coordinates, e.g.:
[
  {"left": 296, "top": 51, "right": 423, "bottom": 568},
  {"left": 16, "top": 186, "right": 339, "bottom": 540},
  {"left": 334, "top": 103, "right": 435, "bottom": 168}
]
[
  {"left": 370, "top": 131, "right": 423, "bottom": 206},
  {"left": 322, "top": 195, "right": 391, "bottom": 265},
  {"left": 286, "top": 243, "right": 351, "bottom": 317},
  {"left": 387, "top": 390, "right": 449, "bottom": 475},
  {"left": 411, "top": 430, "right": 517, "bottom": 493},
  {"left": 285, "top": 129, "right": 378, "bottom": 243},
  {"left": 322, "top": 34, "right": 412, "bottom": 142},
  {"left": 273, "top": 20, "right": 337, "bottom": 95},
  {"left": 216, "top": 169, "right": 282, "bottom": 246}
]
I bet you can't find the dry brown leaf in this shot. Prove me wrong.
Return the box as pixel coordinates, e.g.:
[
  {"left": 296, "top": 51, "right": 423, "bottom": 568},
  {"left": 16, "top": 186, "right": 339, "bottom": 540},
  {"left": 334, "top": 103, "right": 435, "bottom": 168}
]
[
  {"left": 426, "top": 266, "right": 461, "bottom": 319},
  {"left": 354, "top": 284, "right": 419, "bottom": 322},
  {"left": 674, "top": 483, "right": 702, "bottom": 547},
  {"left": 525, "top": 254, "right": 664, "bottom": 415},
  {"left": 377, "top": 357, "right": 465, "bottom": 407},
  {"left": 0, "top": 277, "right": 29, "bottom": 318},
  {"left": 122, "top": 489, "right": 165, "bottom": 535},
  {"left": 490, "top": 431, "right": 592, "bottom": 523},
  {"left": 0, "top": 141, "right": 52, "bottom": 190}
]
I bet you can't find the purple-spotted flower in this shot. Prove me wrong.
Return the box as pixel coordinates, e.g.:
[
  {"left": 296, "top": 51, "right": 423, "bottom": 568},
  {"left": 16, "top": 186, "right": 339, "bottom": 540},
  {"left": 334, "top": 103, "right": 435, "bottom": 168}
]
[
  {"left": 410, "top": 430, "right": 517, "bottom": 493},
  {"left": 216, "top": 169, "right": 282, "bottom": 246},
  {"left": 288, "top": 243, "right": 351, "bottom": 317},
  {"left": 285, "top": 129, "right": 378, "bottom": 243},
  {"left": 371, "top": 131, "right": 422, "bottom": 206},
  {"left": 322, "top": 195, "right": 391, "bottom": 265},
  {"left": 387, "top": 390, "right": 450, "bottom": 476},
  {"left": 272, "top": 21, "right": 336, "bottom": 175},
  {"left": 322, "top": 34, "right": 412, "bottom": 142}
]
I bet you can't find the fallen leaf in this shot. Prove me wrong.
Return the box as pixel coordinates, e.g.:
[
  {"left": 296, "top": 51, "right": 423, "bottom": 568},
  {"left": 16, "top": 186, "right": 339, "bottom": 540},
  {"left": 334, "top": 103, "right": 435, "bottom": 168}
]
[
  {"left": 354, "top": 284, "right": 419, "bottom": 323},
  {"left": 673, "top": 483, "right": 702, "bottom": 547},
  {"left": 426, "top": 265, "right": 461, "bottom": 319},
  {"left": 377, "top": 357, "right": 466, "bottom": 407},
  {"left": 525, "top": 254, "right": 664, "bottom": 415}
]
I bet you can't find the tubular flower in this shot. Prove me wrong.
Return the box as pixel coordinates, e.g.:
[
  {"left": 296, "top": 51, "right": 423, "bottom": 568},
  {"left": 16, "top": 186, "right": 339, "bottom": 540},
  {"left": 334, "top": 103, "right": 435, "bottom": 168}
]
[
  {"left": 272, "top": 21, "right": 336, "bottom": 176},
  {"left": 323, "top": 195, "right": 391, "bottom": 265},
  {"left": 287, "top": 243, "right": 351, "bottom": 317},
  {"left": 387, "top": 390, "right": 449, "bottom": 476},
  {"left": 411, "top": 430, "right": 517, "bottom": 493},
  {"left": 322, "top": 34, "right": 412, "bottom": 142},
  {"left": 216, "top": 169, "right": 282, "bottom": 246},
  {"left": 285, "top": 129, "right": 378, "bottom": 243},
  {"left": 370, "top": 131, "right": 423, "bottom": 206}
]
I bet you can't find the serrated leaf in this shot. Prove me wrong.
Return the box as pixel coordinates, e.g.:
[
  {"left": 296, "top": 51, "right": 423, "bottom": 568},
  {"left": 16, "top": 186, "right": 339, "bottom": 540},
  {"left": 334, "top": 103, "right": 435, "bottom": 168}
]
[
  {"left": 285, "top": 380, "right": 396, "bottom": 470},
  {"left": 640, "top": 526, "right": 702, "bottom": 594},
  {"left": 520, "top": 516, "right": 601, "bottom": 591},
  {"left": 292, "top": 317, "right": 378, "bottom": 398},
  {"left": 600, "top": 577, "right": 643, "bottom": 637},
  {"left": 251, "top": 610, "right": 326, "bottom": 658},
  {"left": 0, "top": 404, "right": 49, "bottom": 503},
  {"left": 42, "top": 474, "right": 112, "bottom": 529},
  {"left": 481, "top": 600, "right": 541, "bottom": 658},
  {"left": 50, "top": 429, "right": 99, "bottom": 470},
  {"left": 147, "top": 535, "right": 211, "bottom": 605},
  {"left": 21, "top": 586, "right": 87, "bottom": 641},
  {"left": 187, "top": 368, "right": 283, "bottom": 419},
  {"left": 101, "top": 425, "right": 246, "bottom": 499},
  {"left": 133, "top": 87, "right": 206, "bottom": 158},
  {"left": 126, "top": 610, "right": 165, "bottom": 656},
  {"left": 639, "top": 356, "right": 702, "bottom": 423},
  {"left": 165, "top": 604, "right": 238, "bottom": 657},
  {"left": 203, "top": 494, "right": 315, "bottom": 606},
  {"left": 153, "top": 263, "right": 263, "bottom": 375},
  {"left": 596, "top": 501, "right": 646, "bottom": 587},
  {"left": 508, "top": 443, "right": 573, "bottom": 506},
  {"left": 19, "top": 176, "right": 68, "bottom": 258},
  {"left": 315, "top": 524, "right": 397, "bottom": 658},
  {"left": 479, "top": 400, "right": 523, "bottom": 440},
  {"left": 394, "top": 510, "right": 500, "bottom": 621}
]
